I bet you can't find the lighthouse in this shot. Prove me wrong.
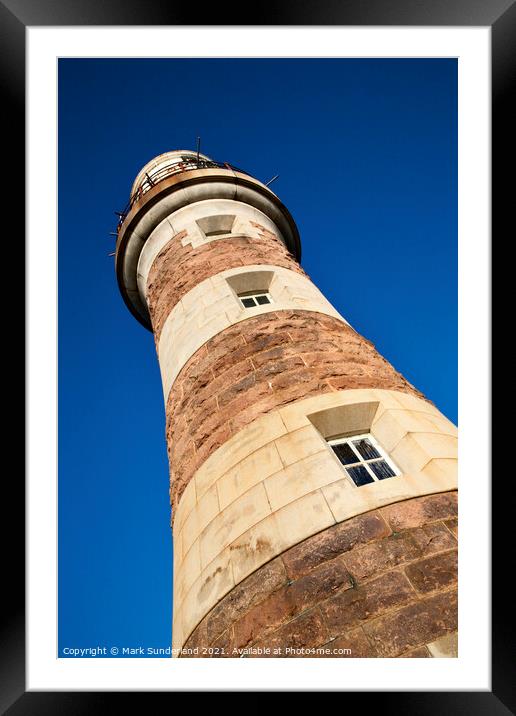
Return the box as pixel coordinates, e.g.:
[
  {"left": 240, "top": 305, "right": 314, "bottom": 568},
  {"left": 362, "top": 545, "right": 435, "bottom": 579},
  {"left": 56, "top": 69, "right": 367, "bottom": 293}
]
[{"left": 115, "top": 150, "right": 458, "bottom": 658}]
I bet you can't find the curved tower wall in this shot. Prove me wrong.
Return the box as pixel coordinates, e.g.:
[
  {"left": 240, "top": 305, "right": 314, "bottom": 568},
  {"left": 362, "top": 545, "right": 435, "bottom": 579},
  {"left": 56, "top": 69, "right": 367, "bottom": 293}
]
[{"left": 116, "top": 151, "right": 458, "bottom": 658}]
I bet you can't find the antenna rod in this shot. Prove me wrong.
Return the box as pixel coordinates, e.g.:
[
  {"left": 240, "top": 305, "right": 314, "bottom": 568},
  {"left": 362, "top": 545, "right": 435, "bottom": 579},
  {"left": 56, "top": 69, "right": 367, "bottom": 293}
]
[
  {"left": 196, "top": 136, "right": 201, "bottom": 163},
  {"left": 265, "top": 174, "right": 279, "bottom": 187}
]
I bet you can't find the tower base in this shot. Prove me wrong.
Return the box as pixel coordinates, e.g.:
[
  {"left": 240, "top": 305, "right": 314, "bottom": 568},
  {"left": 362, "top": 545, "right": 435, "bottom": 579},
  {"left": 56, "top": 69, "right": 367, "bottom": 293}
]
[{"left": 180, "top": 492, "right": 457, "bottom": 658}]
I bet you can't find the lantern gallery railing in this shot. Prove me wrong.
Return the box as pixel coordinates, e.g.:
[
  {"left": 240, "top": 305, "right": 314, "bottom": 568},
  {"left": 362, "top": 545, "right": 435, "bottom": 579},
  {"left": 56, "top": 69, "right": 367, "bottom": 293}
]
[{"left": 116, "top": 158, "right": 253, "bottom": 231}]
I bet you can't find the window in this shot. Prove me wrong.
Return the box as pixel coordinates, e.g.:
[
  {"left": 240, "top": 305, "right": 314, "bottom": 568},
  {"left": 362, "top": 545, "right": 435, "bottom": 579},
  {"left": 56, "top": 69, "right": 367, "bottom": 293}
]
[
  {"left": 238, "top": 291, "right": 272, "bottom": 309},
  {"left": 226, "top": 271, "right": 274, "bottom": 302},
  {"left": 327, "top": 433, "right": 398, "bottom": 487}
]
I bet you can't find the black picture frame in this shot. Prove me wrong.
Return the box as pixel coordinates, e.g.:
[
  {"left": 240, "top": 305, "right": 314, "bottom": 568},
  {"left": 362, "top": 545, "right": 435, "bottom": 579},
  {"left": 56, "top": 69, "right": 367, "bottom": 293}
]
[{"left": 4, "top": 0, "right": 506, "bottom": 708}]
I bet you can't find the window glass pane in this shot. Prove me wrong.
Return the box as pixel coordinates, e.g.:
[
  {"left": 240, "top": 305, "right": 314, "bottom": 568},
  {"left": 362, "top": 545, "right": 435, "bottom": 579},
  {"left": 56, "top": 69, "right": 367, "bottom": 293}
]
[
  {"left": 369, "top": 460, "right": 396, "bottom": 480},
  {"left": 241, "top": 297, "right": 256, "bottom": 308},
  {"left": 346, "top": 465, "right": 374, "bottom": 487},
  {"left": 331, "top": 443, "right": 359, "bottom": 465},
  {"left": 353, "top": 438, "right": 381, "bottom": 461},
  {"left": 255, "top": 294, "right": 270, "bottom": 305}
]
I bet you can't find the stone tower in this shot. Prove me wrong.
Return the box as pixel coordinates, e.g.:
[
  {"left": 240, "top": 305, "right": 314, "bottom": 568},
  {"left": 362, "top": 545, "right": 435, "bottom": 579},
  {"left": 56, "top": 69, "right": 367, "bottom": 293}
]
[{"left": 115, "top": 150, "right": 458, "bottom": 658}]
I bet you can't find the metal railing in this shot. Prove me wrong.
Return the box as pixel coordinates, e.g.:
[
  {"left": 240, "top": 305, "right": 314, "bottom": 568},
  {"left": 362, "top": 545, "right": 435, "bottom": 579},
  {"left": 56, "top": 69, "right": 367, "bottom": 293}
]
[{"left": 116, "top": 158, "right": 252, "bottom": 231}]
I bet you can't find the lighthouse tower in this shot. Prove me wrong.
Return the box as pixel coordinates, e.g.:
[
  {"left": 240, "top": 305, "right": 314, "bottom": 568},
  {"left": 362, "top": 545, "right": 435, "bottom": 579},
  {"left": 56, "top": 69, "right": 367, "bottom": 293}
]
[{"left": 115, "top": 150, "right": 458, "bottom": 658}]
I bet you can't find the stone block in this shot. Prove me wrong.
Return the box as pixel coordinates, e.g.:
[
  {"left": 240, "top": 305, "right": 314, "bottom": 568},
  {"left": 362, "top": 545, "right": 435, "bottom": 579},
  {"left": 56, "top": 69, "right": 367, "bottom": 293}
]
[
  {"left": 199, "top": 482, "right": 271, "bottom": 568},
  {"left": 380, "top": 492, "right": 458, "bottom": 531},
  {"left": 175, "top": 538, "right": 201, "bottom": 605},
  {"left": 194, "top": 410, "right": 288, "bottom": 499},
  {"left": 443, "top": 518, "right": 458, "bottom": 538},
  {"left": 231, "top": 587, "right": 298, "bottom": 650},
  {"left": 363, "top": 589, "right": 457, "bottom": 657},
  {"left": 273, "top": 425, "right": 329, "bottom": 466},
  {"left": 273, "top": 490, "right": 336, "bottom": 551},
  {"left": 216, "top": 441, "right": 284, "bottom": 510},
  {"left": 427, "top": 631, "right": 458, "bottom": 658},
  {"left": 281, "top": 510, "right": 391, "bottom": 579},
  {"left": 319, "top": 570, "right": 416, "bottom": 637},
  {"left": 317, "top": 627, "right": 377, "bottom": 657},
  {"left": 251, "top": 608, "right": 329, "bottom": 656},
  {"left": 181, "top": 548, "right": 235, "bottom": 645},
  {"left": 342, "top": 531, "right": 421, "bottom": 583},
  {"left": 195, "top": 483, "right": 220, "bottom": 537},
  {"left": 205, "top": 557, "right": 288, "bottom": 644},
  {"left": 264, "top": 451, "right": 343, "bottom": 512},
  {"left": 286, "top": 559, "right": 352, "bottom": 614},
  {"left": 230, "top": 513, "right": 289, "bottom": 585},
  {"left": 409, "top": 521, "right": 457, "bottom": 555},
  {"left": 404, "top": 549, "right": 458, "bottom": 594},
  {"left": 279, "top": 390, "right": 381, "bottom": 433},
  {"left": 173, "top": 475, "right": 197, "bottom": 534},
  {"left": 391, "top": 432, "right": 458, "bottom": 474},
  {"left": 421, "top": 458, "right": 458, "bottom": 486}
]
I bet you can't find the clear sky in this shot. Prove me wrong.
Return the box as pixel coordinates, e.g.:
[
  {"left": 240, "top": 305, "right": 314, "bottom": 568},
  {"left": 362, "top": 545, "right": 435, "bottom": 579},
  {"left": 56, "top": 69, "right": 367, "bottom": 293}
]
[{"left": 58, "top": 58, "right": 457, "bottom": 657}]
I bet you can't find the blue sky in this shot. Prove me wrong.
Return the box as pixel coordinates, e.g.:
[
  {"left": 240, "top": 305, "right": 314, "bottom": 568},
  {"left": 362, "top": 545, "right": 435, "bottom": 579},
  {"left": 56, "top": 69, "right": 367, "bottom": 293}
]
[{"left": 58, "top": 58, "right": 457, "bottom": 657}]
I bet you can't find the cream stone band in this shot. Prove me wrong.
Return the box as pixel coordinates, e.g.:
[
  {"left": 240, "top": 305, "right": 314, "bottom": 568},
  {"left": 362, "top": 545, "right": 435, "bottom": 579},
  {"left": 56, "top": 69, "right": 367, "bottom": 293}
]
[{"left": 157, "top": 264, "right": 351, "bottom": 401}]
